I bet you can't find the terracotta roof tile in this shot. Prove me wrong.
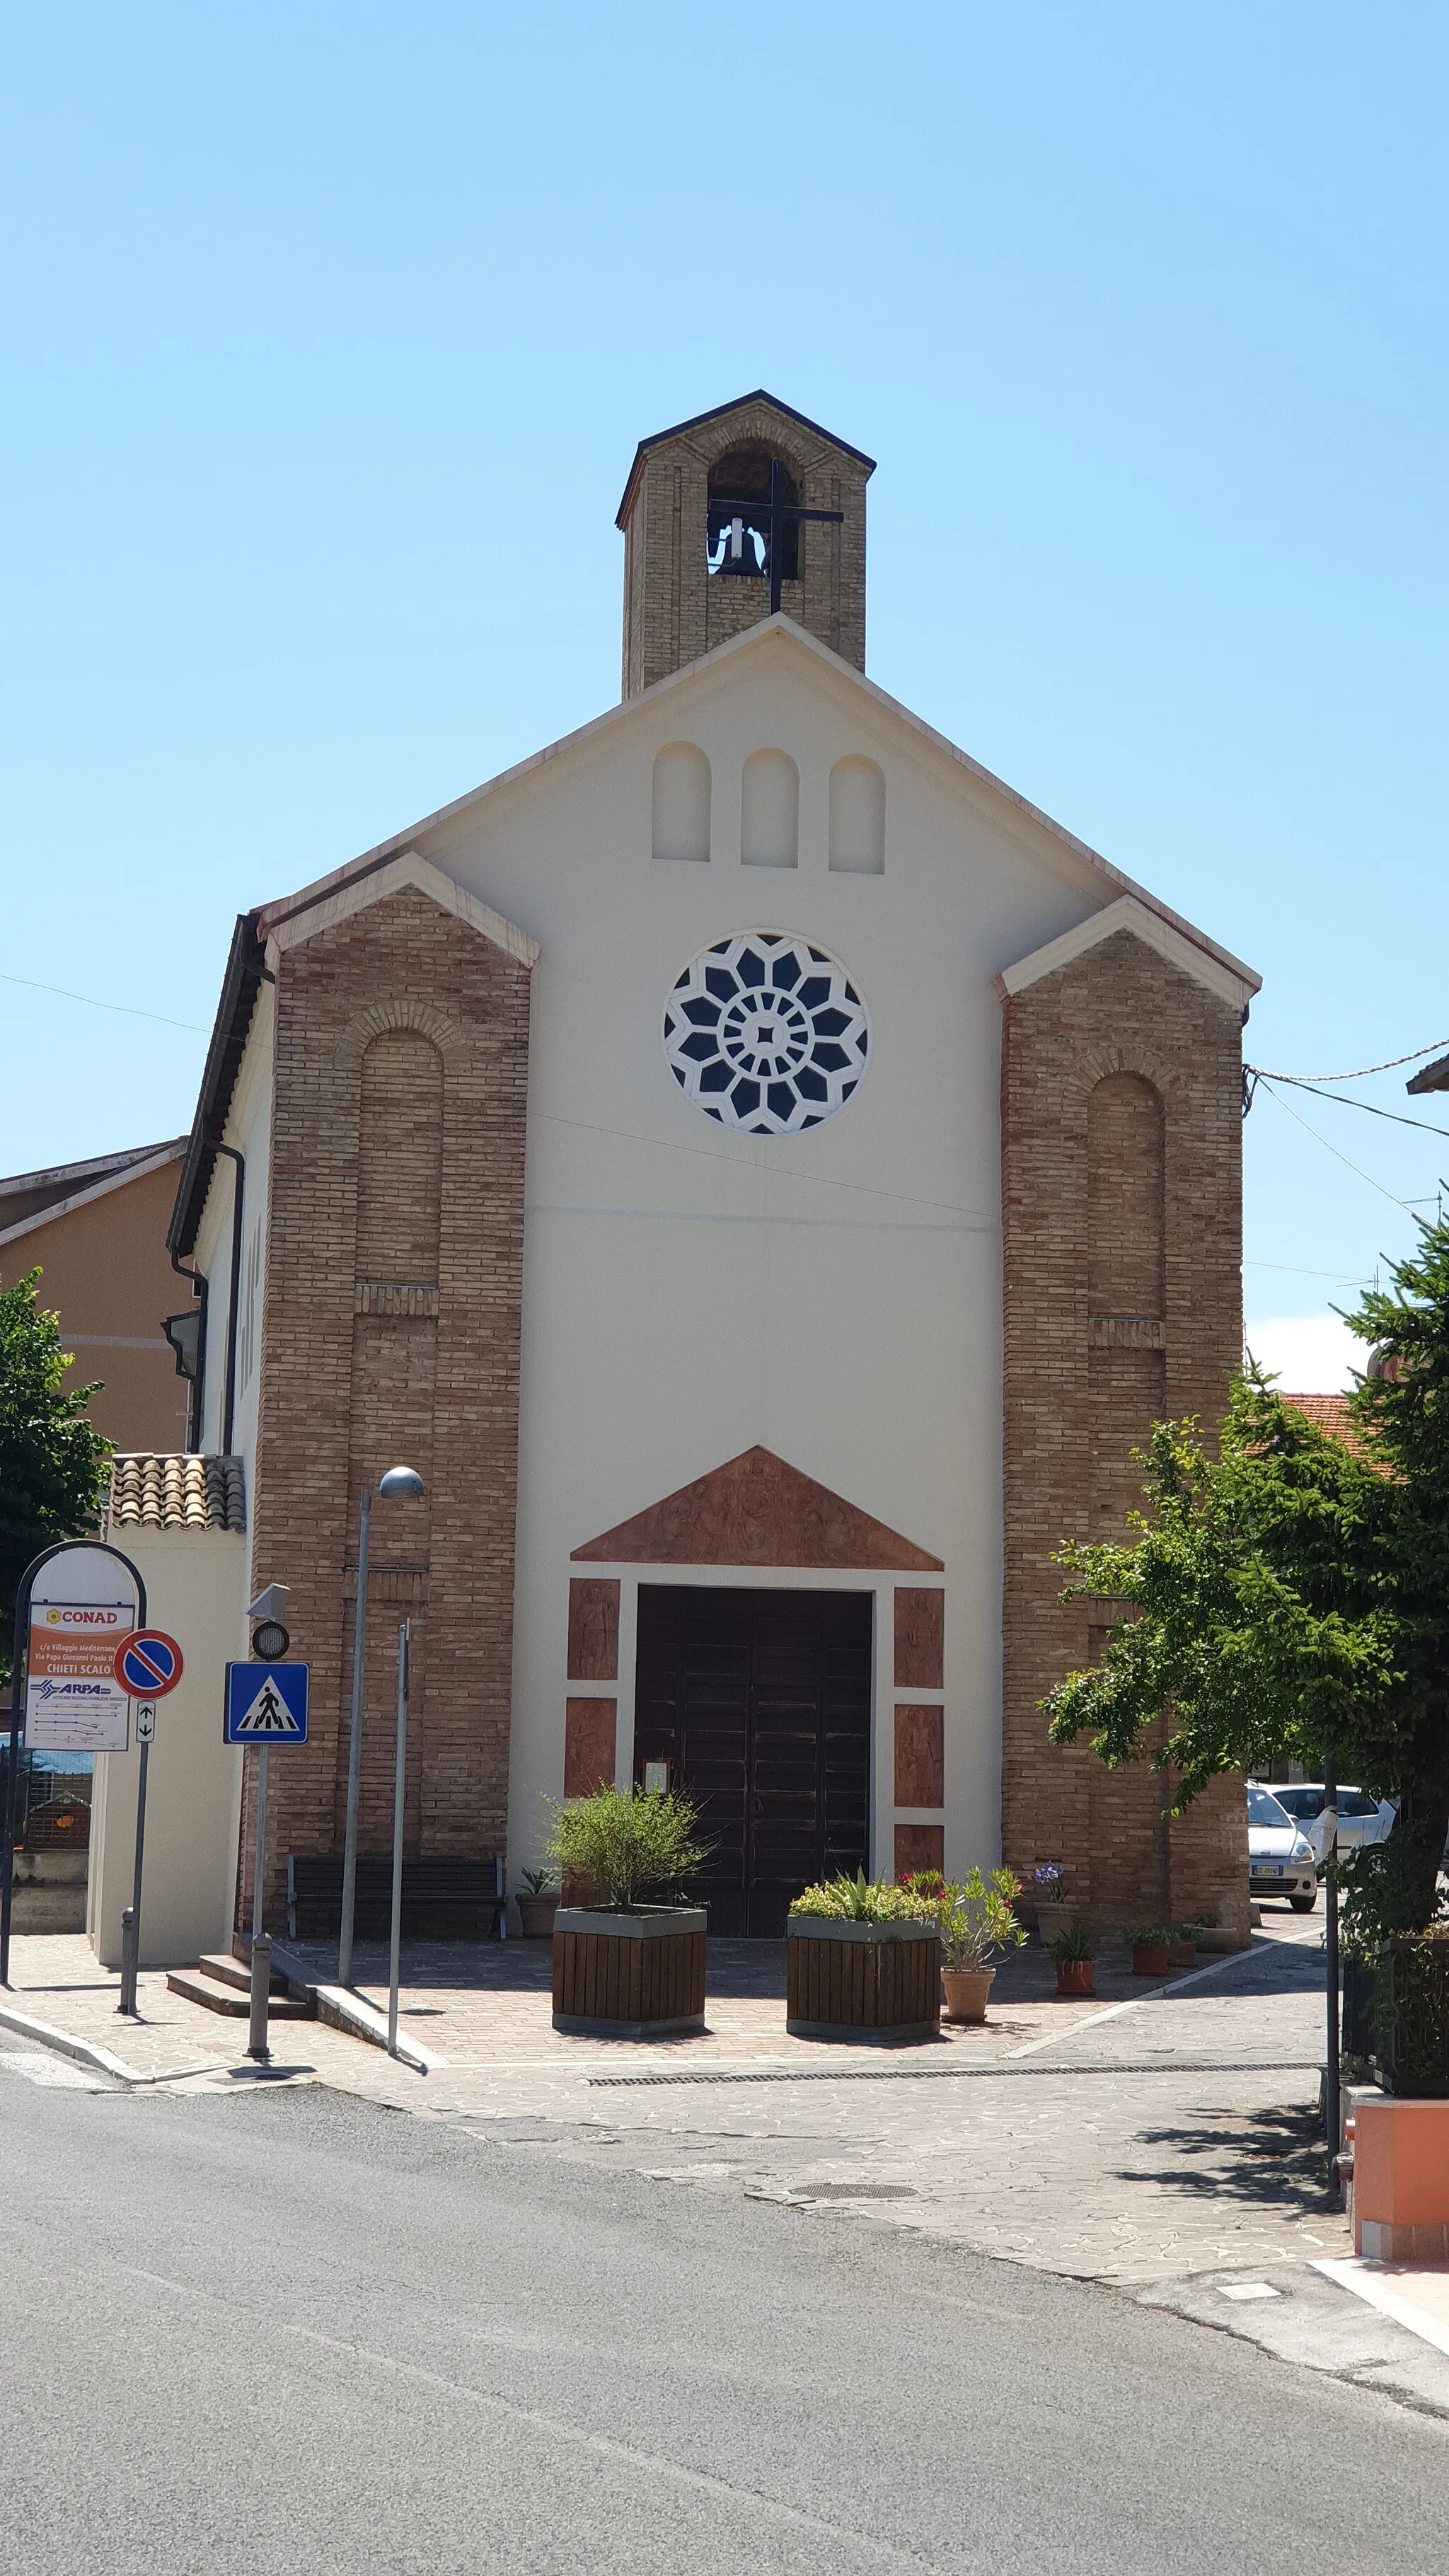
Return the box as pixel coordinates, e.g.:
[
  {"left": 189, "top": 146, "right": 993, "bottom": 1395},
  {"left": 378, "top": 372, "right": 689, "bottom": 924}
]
[{"left": 106, "top": 1454, "right": 246, "bottom": 1533}]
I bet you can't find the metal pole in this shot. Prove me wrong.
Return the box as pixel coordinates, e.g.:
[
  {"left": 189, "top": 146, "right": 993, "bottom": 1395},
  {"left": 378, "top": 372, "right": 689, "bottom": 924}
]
[
  {"left": 337, "top": 1486, "right": 373, "bottom": 1987},
  {"left": 1, "top": 1662, "right": 21, "bottom": 1991},
  {"left": 387, "top": 1620, "right": 409, "bottom": 2060},
  {"left": 118, "top": 1735, "right": 151, "bottom": 2016},
  {"left": 248, "top": 1744, "right": 271, "bottom": 2062},
  {"left": 1323, "top": 1762, "right": 1340, "bottom": 2155}
]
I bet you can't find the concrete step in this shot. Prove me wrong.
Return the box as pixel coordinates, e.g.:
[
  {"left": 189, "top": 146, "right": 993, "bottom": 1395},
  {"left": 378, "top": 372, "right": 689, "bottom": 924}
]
[
  {"left": 166, "top": 1966, "right": 312, "bottom": 2019},
  {"left": 200, "top": 1951, "right": 291, "bottom": 1996}
]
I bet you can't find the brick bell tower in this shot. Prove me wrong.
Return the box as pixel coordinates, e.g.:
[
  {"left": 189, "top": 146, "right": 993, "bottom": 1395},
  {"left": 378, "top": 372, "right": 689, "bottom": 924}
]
[{"left": 616, "top": 390, "right": 874, "bottom": 698}]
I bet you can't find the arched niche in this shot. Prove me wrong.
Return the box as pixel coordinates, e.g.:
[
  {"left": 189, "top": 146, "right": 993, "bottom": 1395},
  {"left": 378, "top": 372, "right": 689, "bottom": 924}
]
[
  {"left": 828, "top": 756, "right": 886, "bottom": 874},
  {"left": 651, "top": 743, "right": 712, "bottom": 864},
  {"left": 356, "top": 1029, "right": 444, "bottom": 1283},
  {"left": 740, "top": 748, "right": 799, "bottom": 870},
  {"left": 1087, "top": 1071, "right": 1165, "bottom": 1316}
]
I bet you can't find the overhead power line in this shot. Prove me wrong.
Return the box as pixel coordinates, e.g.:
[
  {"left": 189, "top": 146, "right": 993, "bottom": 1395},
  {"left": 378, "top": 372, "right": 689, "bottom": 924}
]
[
  {"left": 0, "top": 971, "right": 207, "bottom": 1034},
  {"left": 1247, "top": 1039, "right": 1449, "bottom": 1083}
]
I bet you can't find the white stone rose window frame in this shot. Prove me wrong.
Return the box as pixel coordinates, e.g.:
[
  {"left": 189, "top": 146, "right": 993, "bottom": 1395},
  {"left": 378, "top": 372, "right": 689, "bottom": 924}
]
[{"left": 662, "top": 931, "right": 870, "bottom": 1136}]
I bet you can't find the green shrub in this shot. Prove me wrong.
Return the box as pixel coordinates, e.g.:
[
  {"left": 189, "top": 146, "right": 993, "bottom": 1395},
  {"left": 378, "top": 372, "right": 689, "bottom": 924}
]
[
  {"left": 790, "top": 1869, "right": 930, "bottom": 1924},
  {"left": 517, "top": 1866, "right": 558, "bottom": 1897},
  {"left": 1050, "top": 1924, "right": 1095, "bottom": 1963},
  {"left": 1126, "top": 1927, "right": 1171, "bottom": 1947},
  {"left": 543, "top": 1786, "right": 706, "bottom": 1912},
  {"left": 905, "top": 1867, "right": 1026, "bottom": 1970}
]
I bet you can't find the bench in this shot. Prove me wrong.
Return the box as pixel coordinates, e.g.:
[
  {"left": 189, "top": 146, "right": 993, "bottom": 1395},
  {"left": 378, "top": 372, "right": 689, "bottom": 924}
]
[{"left": 287, "top": 1852, "right": 505, "bottom": 1943}]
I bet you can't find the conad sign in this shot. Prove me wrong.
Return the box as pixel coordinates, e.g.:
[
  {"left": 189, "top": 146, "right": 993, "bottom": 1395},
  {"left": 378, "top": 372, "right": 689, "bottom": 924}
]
[{"left": 26, "top": 1603, "right": 133, "bottom": 1752}]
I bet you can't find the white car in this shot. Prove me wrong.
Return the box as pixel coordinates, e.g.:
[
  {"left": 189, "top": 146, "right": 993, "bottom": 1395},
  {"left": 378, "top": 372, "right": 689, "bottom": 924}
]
[
  {"left": 1264, "top": 1782, "right": 1397, "bottom": 1865},
  {"left": 1247, "top": 1783, "right": 1319, "bottom": 1911}
]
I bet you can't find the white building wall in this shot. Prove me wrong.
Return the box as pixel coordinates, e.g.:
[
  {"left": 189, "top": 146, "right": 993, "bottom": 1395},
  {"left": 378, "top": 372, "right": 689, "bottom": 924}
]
[
  {"left": 88, "top": 1522, "right": 247, "bottom": 1968},
  {"left": 405, "top": 629, "right": 1112, "bottom": 1886}
]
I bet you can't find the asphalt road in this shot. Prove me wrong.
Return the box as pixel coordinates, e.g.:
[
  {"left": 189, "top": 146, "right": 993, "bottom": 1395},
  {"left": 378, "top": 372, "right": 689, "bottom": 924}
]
[{"left": 1, "top": 2040, "right": 1446, "bottom": 2575}]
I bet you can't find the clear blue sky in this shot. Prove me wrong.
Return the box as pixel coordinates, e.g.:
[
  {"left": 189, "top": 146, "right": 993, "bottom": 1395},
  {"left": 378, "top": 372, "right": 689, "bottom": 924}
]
[{"left": 5, "top": 4, "right": 1445, "bottom": 1380}]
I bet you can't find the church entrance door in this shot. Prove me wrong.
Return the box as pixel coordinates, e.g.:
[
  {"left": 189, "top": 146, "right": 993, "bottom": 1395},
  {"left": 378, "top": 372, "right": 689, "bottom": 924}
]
[{"left": 633, "top": 1586, "right": 872, "bottom": 1936}]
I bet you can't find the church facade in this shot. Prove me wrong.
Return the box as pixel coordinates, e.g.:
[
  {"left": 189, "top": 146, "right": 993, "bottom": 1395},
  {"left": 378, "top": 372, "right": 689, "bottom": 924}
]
[{"left": 171, "top": 392, "right": 1257, "bottom": 1941}]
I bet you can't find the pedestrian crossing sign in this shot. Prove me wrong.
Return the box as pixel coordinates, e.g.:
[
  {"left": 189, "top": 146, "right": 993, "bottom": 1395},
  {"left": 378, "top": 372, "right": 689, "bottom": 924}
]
[{"left": 224, "top": 1660, "right": 309, "bottom": 1745}]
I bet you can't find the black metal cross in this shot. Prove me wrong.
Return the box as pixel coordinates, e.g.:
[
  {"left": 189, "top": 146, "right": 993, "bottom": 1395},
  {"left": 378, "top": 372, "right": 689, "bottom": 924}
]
[{"left": 708, "top": 457, "right": 844, "bottom": 615}]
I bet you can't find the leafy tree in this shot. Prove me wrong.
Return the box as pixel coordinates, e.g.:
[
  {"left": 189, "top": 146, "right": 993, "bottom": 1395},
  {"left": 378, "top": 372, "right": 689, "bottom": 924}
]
[
  {"left": 0, "top": 1269, "right": 112, "bottom": 1677},
  {"left": 1044, "top": 1208, "right": 1449, "bottom": 1942}
]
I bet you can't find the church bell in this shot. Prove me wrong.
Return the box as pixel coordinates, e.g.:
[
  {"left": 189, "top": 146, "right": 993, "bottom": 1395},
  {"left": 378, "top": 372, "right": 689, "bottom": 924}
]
[{"left": 712, "top": 511, "right": 764, "bottom": 577}]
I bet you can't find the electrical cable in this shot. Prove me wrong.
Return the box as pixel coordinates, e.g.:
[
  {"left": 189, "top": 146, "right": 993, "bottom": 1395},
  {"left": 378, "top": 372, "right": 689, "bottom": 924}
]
[
  {"left": 1246, "top": 1040, "right": 1449, "bottom": 1083},
  {"left": 0, "top": 971, "right": 207, "bottom": 1034},
  {"left": 1252, "top": 1078, "right": 1419, "bottom": 1213},
  {"left": 1247, "top": 1068, "right": 1449, "bottom": 1140}
]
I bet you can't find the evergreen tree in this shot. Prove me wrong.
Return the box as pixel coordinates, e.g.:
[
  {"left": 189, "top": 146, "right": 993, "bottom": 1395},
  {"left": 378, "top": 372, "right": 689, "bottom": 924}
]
[
  {"left": 0, "top": 1269, "right": 112, "bottom": 1677},
  {"left": 1046, "top": 1209, "right": 1449, "bottom": 1941}
]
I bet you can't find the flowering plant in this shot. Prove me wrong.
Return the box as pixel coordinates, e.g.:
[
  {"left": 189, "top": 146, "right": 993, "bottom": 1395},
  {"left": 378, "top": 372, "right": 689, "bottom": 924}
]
[
  {"left": 902, "top": 1866, "right": 1026, "bottom": 1970},
  {"left": 1030, "top": 1862, "right": 1067, "bottom": 1901}
]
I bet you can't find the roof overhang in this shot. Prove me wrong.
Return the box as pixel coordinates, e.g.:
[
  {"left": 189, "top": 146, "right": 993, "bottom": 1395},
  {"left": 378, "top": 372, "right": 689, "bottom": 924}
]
[
  {"left": 0, "top": 1141, "right": 187, "bottom": 1252},
  {"left": 616, "top": 388, "right": 876, "bottom": 527},
  {"left": 260, "top": 847, "right": 540, "bottom": 971},
  {"left": 998, "top": 892, "right": 1260, "bottom": 1016},
  {"left": 168, "top": 914, "right": 268, "bottom": 1257},
  {"left": 1407, "top": 1050, "right": 1449, "bottom": 1095}
]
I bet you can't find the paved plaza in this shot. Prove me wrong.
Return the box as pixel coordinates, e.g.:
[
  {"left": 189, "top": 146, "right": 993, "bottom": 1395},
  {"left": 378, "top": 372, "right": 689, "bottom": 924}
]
[{"left": 10, "top": 1903, "right": 1449, "bottom": 2413}]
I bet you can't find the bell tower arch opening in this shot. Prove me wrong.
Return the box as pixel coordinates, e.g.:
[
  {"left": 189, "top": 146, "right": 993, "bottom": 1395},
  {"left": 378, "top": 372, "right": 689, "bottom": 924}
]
[
  {"left": 616, "top": 390, "right": 875, "bottom": 696},
  {"left": 707, "top": 444, "right": 801, "bottom": 584}
]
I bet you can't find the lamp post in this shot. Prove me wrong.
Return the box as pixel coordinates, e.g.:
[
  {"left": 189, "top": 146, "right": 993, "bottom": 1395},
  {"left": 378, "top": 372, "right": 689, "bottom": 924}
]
[{"left": 338, "top": 1465, "right": 424, "bottom": 1985}]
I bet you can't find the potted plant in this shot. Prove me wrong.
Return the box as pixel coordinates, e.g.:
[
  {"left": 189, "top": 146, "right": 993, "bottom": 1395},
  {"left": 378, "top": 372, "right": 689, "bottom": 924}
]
[
  {"left": 1051, "top": 1924, "right": 1095, "bottom": 1997},
  {"left": 545, "top": 1786, "right": 708, "bottom": 2038},
  {"left": 516, "top": 1866, "right": 560, "bottom": 1940},
  {"left": 906, "top": 1866, "right": 1025, "bottom": 2023},
  {"left": 787, "top": 1871, "right": 940, "bottom": 2043},
  {"left": 1127, "top": 1927, "right": 1172, "bottom": 1978},
  {"left": 1030, "top": 1861, "right": 1075, "bottom": 1948},
  {"left": 1167, "top": 1925, "right": 1199, "bottom": 1974}
]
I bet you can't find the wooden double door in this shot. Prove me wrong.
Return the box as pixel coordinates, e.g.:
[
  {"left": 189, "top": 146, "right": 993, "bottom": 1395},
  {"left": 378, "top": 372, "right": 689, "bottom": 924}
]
[{"left": 633, "top": 1586, "right": 872, "bottom": 1936}]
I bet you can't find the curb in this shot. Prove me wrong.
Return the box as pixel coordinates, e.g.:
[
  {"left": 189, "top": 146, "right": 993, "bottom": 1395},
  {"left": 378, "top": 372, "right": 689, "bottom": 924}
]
[{"left": 0, "top": 1999, "right": 149, "bottom": 2086}]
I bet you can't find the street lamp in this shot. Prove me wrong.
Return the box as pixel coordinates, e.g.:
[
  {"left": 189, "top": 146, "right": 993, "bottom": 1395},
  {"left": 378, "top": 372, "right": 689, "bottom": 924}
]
[{"left": 338, "top": 1465, "right": 424, "bottom": 1985}]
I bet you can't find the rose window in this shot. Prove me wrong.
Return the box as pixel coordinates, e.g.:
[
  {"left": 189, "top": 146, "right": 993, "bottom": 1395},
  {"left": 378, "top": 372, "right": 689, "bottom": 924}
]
[{"left": 662, "top": 932, "right": 870, "bottom": 1135}]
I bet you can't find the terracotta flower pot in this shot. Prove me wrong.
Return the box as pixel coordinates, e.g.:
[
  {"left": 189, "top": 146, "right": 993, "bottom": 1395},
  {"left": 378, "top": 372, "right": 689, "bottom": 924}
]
[
  {"left": 1132, "top": 1942, "right": 1170, "bottom": 1977},
  {"left": 1056, "top": 1959, "right": 1095, "bottom": 1997},
  {"left": 942, "top": 1967, "right": 995, "bottom": 2024},
  {"left": 518, "top": 1893, "right": 560, "bottom": 1939}
]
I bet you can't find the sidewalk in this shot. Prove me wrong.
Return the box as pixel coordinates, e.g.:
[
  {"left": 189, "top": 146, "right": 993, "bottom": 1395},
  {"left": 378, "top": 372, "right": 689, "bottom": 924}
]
[{"left": 10, "top": 1905, "right": 1449, "bottom": 2415}]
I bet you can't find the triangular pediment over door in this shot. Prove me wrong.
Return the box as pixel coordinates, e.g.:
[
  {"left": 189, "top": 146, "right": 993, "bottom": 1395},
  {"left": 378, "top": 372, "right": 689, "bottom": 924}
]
[{"left": 571, "top": 1445, "right": 942, "bottom": 1571}]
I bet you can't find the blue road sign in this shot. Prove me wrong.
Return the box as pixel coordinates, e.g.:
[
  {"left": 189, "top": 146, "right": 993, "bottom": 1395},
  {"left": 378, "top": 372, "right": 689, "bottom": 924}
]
[{"left": 224, "top": 1661, "right": 309, "bottom": 1745}]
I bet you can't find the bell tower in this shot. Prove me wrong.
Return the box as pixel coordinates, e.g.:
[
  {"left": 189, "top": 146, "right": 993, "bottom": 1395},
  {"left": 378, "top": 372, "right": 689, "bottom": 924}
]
[{"left": 616, "top": 391, "right": 874, "bottom": 698}]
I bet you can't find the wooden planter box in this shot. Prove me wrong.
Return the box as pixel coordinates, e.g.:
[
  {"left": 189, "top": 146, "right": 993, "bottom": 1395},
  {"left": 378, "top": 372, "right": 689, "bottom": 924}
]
[
  {"left": 551, "top": 1907, "right": 707, "bottom": 2038},
  {"left": 785, "top": 1916, "right": 940, "bottom": 2043}
]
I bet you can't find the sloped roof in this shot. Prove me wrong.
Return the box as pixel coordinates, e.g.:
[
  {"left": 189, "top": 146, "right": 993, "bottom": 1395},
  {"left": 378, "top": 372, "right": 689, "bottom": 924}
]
[
  {"left": 1407, "top": 1051, "right": 1449, "bottom": 1095},
  {"left": 0, "top": 1140, "right": 186, "bottom": 1244},
  {"left": 108, "top": 1453, "right": 246, "bottom": 1532},
  {"left": 616, "top": 389, "right": 876, "bottom": 525}
]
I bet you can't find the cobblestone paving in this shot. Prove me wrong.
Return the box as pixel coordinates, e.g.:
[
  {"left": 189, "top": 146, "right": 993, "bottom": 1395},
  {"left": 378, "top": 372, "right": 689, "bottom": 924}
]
[{"left": 3, "top": 1911, "right": 1346, "bottom": 2286}]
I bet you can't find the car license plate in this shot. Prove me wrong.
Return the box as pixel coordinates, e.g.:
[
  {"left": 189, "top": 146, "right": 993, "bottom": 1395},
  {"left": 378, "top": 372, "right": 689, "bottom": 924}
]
[{"left": 1252, "top": 1865, "right": 1286, "bottom": 1879}]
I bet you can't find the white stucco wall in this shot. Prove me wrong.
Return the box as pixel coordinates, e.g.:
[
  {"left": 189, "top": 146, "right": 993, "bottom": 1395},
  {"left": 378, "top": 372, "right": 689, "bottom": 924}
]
[{"left": 88, "top": 1523, "right": 247, "bottom": 1968}]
